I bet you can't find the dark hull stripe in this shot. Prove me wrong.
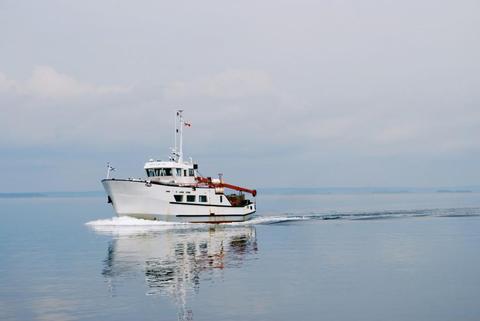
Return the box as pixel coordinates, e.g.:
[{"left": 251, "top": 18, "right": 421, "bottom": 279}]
[
  {"left": 176, "top": 212, "right": 255, "bottom": 218},
  {"left": 169, "top": 201, "right": 252, "bottom": 208},
  {"left": 189, "top": 220, "right": 250, "bottom": 224}
]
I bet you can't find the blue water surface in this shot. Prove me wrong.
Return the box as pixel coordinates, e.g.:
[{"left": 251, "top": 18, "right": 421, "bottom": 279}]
[{"left": 1, "top": 192, "right": 480, "bottom": 321}]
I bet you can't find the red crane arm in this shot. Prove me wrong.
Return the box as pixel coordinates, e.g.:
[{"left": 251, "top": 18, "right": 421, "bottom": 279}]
[
  {"left": 221, "top": 182, "right": 257, "bottom": 197},
  {"left": 195, "top": 177, "right": 257, "bottom": 197}
]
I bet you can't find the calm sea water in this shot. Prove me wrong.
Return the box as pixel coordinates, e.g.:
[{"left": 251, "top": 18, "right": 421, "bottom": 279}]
[{"left": 1, "top": 192, "right": 480, "bottom": 321}]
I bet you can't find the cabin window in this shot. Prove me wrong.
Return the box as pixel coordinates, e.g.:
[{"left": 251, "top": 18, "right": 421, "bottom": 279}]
[
  {"left": 199, "top": 195, "right": 207, "bottom": 202},
  {"left": 189, "top": 169, "right": 195, "bottom": 176},
  {"left": 146, "top": 169, "right": 155, "bottom": 177},
  {"left": 147, "top": 168, "right": 173, "bottom": 177},
  {"left": 184, "top": 170, "right": 187, "bottom": 176},
  {"left": 220, "top": 196, "right": 223, "bottom": 203},
  {"left": 174, "top": 195, "right": 183, "bottom": 202},
  {"left": 186, "top": 195, "right": 195, "bottom": 202},
  {"left": 161, "top": 168, "right": 172, "bottom": 176},
  {"left": 176, "top": 168, "right": 182, "bottom": 176}
]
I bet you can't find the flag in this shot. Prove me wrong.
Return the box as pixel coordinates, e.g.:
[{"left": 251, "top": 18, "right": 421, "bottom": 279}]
[{"left": 184, "top": 122, "right": 191, "bottom": 127}]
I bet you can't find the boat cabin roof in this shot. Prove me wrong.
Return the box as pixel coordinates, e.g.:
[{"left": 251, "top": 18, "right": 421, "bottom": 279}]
[{"left": 144, "top": 160, "right": 193, "bottom": 170}]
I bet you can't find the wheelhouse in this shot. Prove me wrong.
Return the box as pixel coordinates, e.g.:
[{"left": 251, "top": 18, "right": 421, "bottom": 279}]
[{"left": 144, "top": 160, "right": 198, "bottom": 185}]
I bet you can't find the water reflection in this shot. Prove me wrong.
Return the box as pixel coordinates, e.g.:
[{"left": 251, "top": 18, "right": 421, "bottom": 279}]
[{"left": 95, "top": 225, "right": 258, "bottom": 320}]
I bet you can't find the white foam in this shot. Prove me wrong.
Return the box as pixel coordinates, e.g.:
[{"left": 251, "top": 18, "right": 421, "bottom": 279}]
[
  {"left": 86, "top": 216, "right": 187, "bottom": 227},
  {"left": 85, "top": 215, "right": 307, "bottom": 235},
  {"left": 85, "top": 216, "right": 201, "bottom": 236}
]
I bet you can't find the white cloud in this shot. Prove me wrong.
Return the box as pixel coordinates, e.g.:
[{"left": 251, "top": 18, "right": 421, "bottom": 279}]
[
  {"left": 0, "top": 73, "right": 17, "bottom": 92},
  {"left": 0, "top": 66, "right": 137, "bottom": 147},
  {"left": 164, "top": 69, "right": 274, "bottom": 99},
  {"left": 374, "top": 124, "right": 420, "bottom": 144},
  {"left": 0, "top": 66, "right": 479, "bottom": 162},
  {"left": 0, "top": 66, "right": 131, "bottom": 98}
]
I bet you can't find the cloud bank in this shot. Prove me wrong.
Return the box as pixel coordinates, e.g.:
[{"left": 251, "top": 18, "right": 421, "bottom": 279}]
[
  {"left": 0, "top": 65, "right": 130, "bottom": 98},
  {"left": 1, "top": 0, "right": 479, "bottom": 190}
]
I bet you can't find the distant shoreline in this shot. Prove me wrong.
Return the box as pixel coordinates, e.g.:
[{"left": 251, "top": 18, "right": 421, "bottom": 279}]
[
  {"left": 0, "top": 191, "right": 104, "bottom": 199},
  {"left": 1, "top": 187, "right": 479, "bottom": 198}
]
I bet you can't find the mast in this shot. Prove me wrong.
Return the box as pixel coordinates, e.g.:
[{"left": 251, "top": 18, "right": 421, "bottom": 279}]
[
  {"left": 174, "top": 112, "right": 177, "bottom": 161},
  {"left": 177, "top": 110, "right": 184, "bottom": 163}
]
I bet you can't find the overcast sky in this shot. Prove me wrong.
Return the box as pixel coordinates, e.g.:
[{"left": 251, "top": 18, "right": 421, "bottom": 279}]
[{"left": 1, "top": 0, "right": 479, "bottom": 192}]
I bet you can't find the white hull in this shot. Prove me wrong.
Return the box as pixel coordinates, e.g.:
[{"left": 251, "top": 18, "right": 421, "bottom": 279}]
[{"left": 102, "top": 179, "right": 256, "bottom": 223}]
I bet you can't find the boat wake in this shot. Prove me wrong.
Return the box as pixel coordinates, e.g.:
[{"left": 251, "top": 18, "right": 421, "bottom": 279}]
[
  {"left": 85, "top": 215, "right": 310, "bottom": 235},
  {"left": 86, "top": 207, "right": 480, "bottom": 235},
  {"left": 85, "top": 215, "right": 304, "bottom": 231}
]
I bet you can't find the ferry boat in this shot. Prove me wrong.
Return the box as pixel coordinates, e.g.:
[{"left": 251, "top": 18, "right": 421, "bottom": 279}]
[{"left": 101, "top": 110, "right": 257, "bottom": 223}]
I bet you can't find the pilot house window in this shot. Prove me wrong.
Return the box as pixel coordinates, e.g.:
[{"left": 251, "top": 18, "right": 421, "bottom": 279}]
[
  {"left": 146, "top": 168, "right": 173, "bottom": 177},
  {"left": 189, "top": 169, "right": 195, "bottom": 176},
  {"left": 186, "top": 195, "right": 195, "bottom": 202}
]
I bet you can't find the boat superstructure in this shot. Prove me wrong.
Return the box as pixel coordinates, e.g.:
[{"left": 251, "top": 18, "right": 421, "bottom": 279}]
[{"left": 102, "top": 110, "right": 257, "bottom": 223}]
